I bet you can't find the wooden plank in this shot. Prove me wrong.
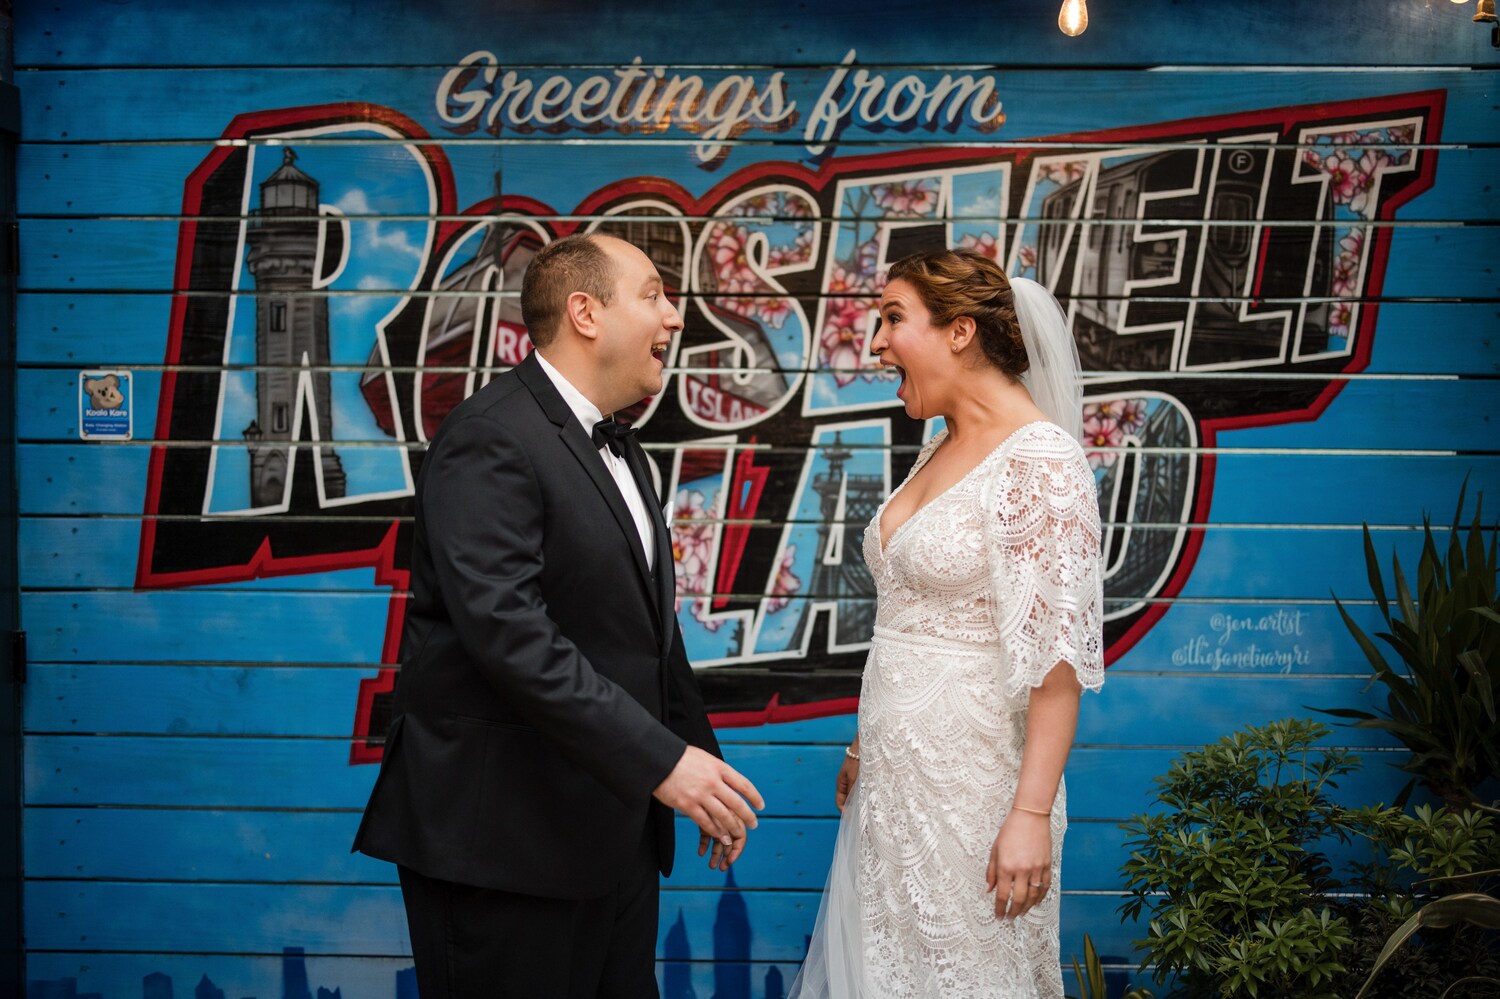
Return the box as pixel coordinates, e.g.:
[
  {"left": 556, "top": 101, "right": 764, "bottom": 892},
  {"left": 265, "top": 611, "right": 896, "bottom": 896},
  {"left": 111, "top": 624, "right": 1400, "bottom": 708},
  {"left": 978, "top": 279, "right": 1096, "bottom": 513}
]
[
  {"left": 21, "top": 663, "right": 373, "bottom": 737},
  {"left": 17, "top": 67, "right": 1492, "bottom": 143},
  {"left": 15, "top": 0, "right": 1488, "bottom": 69},
  {"left": 20, "top": 664, "right": 1404, "bottom": 747},
  {"left": 18, "top": 292, "right": 175, "bottom": 365},
  {"left": 10, "top": 587, "right": 1410, "bottom": 675},
  {"left": 23, "top": 737, "right": 1414, "bottom": 819},
  {"left": 1113, "top": 599, "right": 1393, "bottom": 679},
  {"left": 17, "top": 442, "right": 1500, "bottom": 521},
  {"left": 23, "top": 953, "right": 848, "bottom": 999},
  {"left": 1, "top": 584, "right": 1443, "bottom": 674},
  {"left": 20, "top": 804, "right": 1386, "bottom": 898},
  {"left": 18, "top": 515, "right": 1490, "bottom": 611},
  {"left": 22, "top": 878, "right": 1150, "bottom": 963},
  {"left": 23, "top": 953, "right": 1157, "bottom": 999},
  {"left": 17, "top": 367, "right": 161, "bottom": 441},
  {"left": 16, "top": 443, "right": 150, "bottom": 515},
  {"left": 14, "top": 510, "right": 1500, "bottom": 594},
  {"left": 24, "top": 953, "right": 423, "bottom": 999},
  {"left": 21, "top": 590, "right": 396, "bottom": 665},
  {"left": 16, "top": 368, "right": 1500, "bottom": 450},
  {"left": 21, "top": 141, "right": 1500, "bottom": 222},
  {"left": 19, "top": 217, "right": 1499, "bottom": 296},
  {"left": 18, "top": 292, "right": 1500, "bottom": 374}
]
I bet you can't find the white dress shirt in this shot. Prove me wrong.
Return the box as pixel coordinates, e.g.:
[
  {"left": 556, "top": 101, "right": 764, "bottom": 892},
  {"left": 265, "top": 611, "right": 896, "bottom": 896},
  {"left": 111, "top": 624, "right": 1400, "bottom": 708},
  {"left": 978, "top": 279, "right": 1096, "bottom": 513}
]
[{"left": 533, "top": 352, "right": 656, "bottom": 571}]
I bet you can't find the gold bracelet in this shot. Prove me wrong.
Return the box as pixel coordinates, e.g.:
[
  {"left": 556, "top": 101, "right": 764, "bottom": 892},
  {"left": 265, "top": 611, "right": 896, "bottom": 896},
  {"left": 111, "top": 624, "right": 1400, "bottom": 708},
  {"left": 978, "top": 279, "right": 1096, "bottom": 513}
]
[
  {"left": 1012, "top": 804, "right": 1051, "bottom": 817},
  {"left": 845, "top": 746, "right": 861, "bottom": 761}
]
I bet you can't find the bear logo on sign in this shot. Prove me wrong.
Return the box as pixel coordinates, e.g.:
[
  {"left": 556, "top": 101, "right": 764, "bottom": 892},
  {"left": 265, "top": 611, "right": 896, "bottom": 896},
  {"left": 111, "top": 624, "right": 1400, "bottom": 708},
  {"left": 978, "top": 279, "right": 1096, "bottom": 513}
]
[
  {"left": 79, "top": 370, "right": 132, "bottom": 441},
  {"left": 84, "top": 374, "right": 125, "bottom": 411}
]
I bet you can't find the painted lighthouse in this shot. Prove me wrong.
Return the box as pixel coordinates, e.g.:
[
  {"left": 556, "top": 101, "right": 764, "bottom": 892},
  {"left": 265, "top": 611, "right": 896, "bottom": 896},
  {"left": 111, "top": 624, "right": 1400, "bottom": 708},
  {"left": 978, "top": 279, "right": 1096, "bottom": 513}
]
[{"left": 242, "top": 147, "right": 346, "bottom": 508}]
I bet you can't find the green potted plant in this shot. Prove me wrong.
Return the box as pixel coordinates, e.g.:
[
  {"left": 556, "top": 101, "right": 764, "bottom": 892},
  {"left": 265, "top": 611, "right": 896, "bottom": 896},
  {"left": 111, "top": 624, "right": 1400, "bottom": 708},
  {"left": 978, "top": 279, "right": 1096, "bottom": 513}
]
[
  {"left": 1120, "top": 719, "right": 1362, "bottom": 998},
  {"left": 1323, "top": 485, "right": 1499, "bottom": 809},
  {"left": 1065, "top": 934, "right": 1155, "bottom": 999},
  {"left": 1343, "top": 805, "right": 1500, "bottom": 997}
]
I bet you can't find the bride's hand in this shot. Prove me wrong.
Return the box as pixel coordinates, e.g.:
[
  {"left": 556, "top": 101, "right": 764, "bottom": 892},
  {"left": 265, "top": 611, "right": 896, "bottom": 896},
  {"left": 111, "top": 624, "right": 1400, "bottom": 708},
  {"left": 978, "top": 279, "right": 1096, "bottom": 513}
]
[
  {"left": 985, "top": 811, "right": 1051, "bottom": 920},
  {"left": 834, "top": 748, "right": 860, "bottom": 812}
]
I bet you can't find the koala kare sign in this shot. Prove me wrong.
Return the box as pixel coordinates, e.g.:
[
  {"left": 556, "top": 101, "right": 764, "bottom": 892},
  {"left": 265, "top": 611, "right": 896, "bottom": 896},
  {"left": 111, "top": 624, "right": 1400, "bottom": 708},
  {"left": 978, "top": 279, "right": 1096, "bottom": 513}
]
[{"left": 79, "top": 370, "right": 133, "bottom": 441}]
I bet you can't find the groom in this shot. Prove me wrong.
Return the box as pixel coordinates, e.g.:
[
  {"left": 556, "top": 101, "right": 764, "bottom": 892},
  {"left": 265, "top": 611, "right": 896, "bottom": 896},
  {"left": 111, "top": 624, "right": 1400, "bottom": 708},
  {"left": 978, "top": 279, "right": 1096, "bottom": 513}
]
[{"left": 354, "top": 232, "right": 764, "bottom": 997}]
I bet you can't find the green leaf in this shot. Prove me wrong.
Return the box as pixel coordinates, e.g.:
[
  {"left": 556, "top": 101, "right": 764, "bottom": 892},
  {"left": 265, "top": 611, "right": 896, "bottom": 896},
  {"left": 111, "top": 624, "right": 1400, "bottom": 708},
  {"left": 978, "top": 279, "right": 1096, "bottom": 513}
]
[
  {"left": 1311, "top": 706, "right": 1376, "bottom": 721},
  {"left": 1441, "top": 977, "right": 1500, "bottom": 999},
  {"left": 1353, "top": 893, "right": 1500, "bottom": 999},
  {"left": 1458, "top": 649, "right": 1496, "bottom": 722},
  {"left": 1362, "top": 523, "right": 1390, "bottom": 620},
  {"left": 1332, "top": 597, "right": 1395, "bottom": 680},
  {"left": 1393, "top": 550, "right": 1420, "bottom": 629}
]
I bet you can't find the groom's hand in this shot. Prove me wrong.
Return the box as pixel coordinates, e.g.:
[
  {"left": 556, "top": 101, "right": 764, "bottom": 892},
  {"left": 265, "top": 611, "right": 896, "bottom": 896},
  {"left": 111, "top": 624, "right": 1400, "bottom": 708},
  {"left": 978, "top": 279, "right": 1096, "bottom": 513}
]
[{"left": 654, "top": 746, "right": 764, "bottom": 866}]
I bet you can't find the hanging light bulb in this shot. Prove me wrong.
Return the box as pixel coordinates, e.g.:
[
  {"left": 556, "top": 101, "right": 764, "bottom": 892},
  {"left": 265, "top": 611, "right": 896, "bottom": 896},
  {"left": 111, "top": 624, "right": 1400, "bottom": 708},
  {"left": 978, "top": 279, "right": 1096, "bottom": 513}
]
[{"left": 1058, "top": 0, "right": 1089, "bottom": 36}]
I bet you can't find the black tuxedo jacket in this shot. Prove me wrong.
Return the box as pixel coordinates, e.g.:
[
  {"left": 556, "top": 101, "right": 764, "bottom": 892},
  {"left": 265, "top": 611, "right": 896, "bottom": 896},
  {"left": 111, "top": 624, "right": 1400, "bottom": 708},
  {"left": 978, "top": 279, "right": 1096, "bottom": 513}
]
[{"left": 353, "top": 353, "right": 721, "bottom": 899}]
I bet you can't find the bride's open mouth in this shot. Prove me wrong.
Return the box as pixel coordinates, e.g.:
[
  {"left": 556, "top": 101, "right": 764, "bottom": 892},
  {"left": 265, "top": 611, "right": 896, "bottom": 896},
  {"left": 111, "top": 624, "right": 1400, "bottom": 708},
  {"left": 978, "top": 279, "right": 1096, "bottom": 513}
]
[{"left": 884, "top": 363, "right": 907, "bottom": 395}]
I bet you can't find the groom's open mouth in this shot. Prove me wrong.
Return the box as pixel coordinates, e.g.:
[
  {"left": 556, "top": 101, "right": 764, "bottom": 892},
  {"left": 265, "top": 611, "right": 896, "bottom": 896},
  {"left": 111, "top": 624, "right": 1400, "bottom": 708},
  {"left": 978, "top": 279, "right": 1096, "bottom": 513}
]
[{"left": 651, "top": 342, "right": 669, "bottom": 366}]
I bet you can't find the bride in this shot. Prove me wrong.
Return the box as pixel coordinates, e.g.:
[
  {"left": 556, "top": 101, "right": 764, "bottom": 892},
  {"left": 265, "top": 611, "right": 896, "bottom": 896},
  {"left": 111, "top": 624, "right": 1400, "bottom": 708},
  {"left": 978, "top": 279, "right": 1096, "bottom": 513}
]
[{"left": 788, "top": 249, "right": 1105, "bottom": 998}]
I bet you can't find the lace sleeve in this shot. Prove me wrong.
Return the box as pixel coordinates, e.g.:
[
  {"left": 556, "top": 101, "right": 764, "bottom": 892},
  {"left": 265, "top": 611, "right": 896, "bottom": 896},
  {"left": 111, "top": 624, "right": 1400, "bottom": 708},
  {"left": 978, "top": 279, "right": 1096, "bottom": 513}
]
[{"left": 982, "top": 432, "right": 1105, "bottom": 697}]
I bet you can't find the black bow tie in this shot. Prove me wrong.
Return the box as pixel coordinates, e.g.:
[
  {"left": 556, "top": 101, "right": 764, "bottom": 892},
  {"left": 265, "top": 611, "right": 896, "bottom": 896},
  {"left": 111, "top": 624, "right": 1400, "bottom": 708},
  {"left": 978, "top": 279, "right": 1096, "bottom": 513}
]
[{"left": 592, "top": 418, "right": 637, "bottom": 457}]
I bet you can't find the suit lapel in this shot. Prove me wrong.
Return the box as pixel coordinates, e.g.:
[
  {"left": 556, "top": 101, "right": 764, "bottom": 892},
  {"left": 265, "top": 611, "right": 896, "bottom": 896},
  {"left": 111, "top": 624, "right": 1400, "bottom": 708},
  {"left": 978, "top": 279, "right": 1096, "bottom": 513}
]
[
  {"left": 623, "top": 439, "right": 677, "bottom": 653},
  {"left": 515, "top": 356, "right": 657, "bottom": 607}
]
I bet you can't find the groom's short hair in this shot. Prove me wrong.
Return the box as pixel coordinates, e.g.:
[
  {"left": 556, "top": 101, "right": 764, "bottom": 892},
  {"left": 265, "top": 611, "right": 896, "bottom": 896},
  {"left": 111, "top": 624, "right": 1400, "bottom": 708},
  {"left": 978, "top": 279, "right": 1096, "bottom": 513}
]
[{"left": 520, "top": 233, "right": 619, "bottom": 347}]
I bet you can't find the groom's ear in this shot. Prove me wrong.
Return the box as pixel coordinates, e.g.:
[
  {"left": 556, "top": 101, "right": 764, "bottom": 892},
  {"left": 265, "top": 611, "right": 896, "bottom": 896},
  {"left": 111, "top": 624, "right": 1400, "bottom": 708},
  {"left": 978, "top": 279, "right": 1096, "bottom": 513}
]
[{"left": 564, "top": 290, "right": 602, "bottom": 342}]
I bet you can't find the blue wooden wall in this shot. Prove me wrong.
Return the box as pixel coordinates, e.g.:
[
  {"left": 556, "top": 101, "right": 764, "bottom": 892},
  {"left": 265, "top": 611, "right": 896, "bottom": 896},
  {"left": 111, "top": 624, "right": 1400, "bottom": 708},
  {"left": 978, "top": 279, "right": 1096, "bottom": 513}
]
[{"left": 12, "top": 2, "right": 1500, "bottom": 996}]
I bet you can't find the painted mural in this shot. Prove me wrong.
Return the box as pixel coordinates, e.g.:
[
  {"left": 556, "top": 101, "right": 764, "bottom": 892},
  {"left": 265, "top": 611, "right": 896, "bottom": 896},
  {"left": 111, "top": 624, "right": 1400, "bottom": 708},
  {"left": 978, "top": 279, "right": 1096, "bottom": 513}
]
[
  {"left": 14, "top": 3, "right": 1497, "bottom": 997},
  {"left": 135, "top": 92, "right": 1441, "bottom": 759}
]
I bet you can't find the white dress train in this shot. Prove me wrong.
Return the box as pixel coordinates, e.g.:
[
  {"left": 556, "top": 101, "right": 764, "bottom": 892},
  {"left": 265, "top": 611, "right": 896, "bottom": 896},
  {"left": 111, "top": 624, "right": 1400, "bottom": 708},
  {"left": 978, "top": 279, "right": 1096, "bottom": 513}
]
[{"left": 789, "top": 422, "right": 1104, "bottom": 999}]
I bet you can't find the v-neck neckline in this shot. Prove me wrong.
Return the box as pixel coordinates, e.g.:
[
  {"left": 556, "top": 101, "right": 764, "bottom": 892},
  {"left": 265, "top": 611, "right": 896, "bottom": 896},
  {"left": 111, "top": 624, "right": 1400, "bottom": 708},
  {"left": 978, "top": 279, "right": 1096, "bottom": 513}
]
[{"left": 876, "top": 421, "right": 1049, "bottom": 555}]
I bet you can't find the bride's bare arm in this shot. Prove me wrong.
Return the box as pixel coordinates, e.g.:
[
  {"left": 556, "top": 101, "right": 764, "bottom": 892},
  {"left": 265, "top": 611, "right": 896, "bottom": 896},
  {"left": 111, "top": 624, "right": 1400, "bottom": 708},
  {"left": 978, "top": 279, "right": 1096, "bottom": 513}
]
[
  {"left": 836, "top": 736, "right": 861, "bottom": 811},
  {"left": 986, "top": 661, "right": 1083, "bottom": 919}
]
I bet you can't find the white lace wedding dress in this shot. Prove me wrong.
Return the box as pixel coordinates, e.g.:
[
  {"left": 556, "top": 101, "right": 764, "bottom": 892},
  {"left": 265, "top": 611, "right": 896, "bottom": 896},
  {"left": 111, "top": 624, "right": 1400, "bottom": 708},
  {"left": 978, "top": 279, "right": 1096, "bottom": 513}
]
[{"left": 789, "top": 421, "right": 1105, "bottom": 999}]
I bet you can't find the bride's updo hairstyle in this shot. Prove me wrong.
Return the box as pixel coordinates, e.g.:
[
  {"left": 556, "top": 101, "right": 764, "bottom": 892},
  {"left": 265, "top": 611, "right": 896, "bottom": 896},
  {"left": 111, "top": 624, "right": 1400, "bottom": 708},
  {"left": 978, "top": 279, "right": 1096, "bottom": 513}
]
[{"left": 886, "top": 249, "right": 1028, "bottom": 379}]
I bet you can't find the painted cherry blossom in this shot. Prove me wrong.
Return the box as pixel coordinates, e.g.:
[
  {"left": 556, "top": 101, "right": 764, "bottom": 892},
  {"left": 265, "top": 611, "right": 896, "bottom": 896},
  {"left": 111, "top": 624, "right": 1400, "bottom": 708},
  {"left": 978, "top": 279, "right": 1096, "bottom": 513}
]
[
  {"left": 871, "top": 179, "right": 940, "bottom": 218},
  {"left": 1383, "top": 125, "right": 1415, "bottom": 165},
  {"left": 1017, "top": 243, "right": 1038, "bottom": 272},
  {"left": 766, "top": 225, "right": 816, "bottom": 269},
  {"left": 820, "top": 297, "right": 874, "bottom": 386},
  {"left": 1304, "top": 126, "right": 1413, "bottom": 218},
  {"left": 672, "top": 489, "right": 723, "bottom": 631},
  {"left": 785, "top": 197, "right": 814, "bottom": 219},
  {"left": 1116, "top": 397, "right": 1148, "bottom": 436},
  {"left": 830, "top": 259, "right": 874, "bottom": 296},
  {"left": 1081, "top": 406, "right": 1124, "bottom": 470},
  {"left": 1332, "top": 229, "right": 1364, "bottom": 298},
  {"left": 762, "top": 297, "right": 795, "bottom": 328},
  {"left": 1040, "top": 160, "right": 1088, "bottom": 187},
  {"left": 765, "top": 545, "right": 802, "bottom": 614},
  {"left": 709, "top": 223, "right": 757, "bottom": 294},
  {"left": 706, "top": 221, "right": 798, "bottom": 329},
  {"left": 1328, "top": 299, "right": 1354, "bottom": 341},
  {"left": 1323, "top": 149, "right": 1373, "bottom": 211},
  {"left": 731, "top": 193, "right": 778, "bottom": 217},
  {"left": 816, "top": 237, "right": 887, "bottom": 386},
  {"left": 852, "top": 238, "right": 882, "bottom": 286},
  {"left": 1357, "top": 146, "right": 1402, "bottom": 183},
  {"left": 728, "top": 191, "right": 815, "bottom": 220},
  {"left": 957, "top": 231, "right": 1001, "bottom": 260}
]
